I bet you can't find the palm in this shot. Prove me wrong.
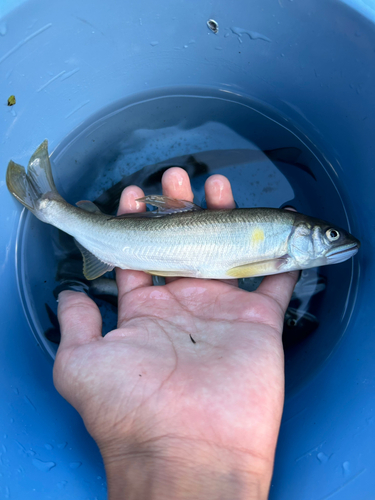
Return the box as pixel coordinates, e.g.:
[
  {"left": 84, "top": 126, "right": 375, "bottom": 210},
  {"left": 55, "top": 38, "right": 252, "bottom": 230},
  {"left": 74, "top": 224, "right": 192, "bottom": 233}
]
[
  {"left": 55, "top": 276, "right": 287, "bottom": 461},
  {"left": 53, "top": 168, "right": 297, "bottom": 482}
]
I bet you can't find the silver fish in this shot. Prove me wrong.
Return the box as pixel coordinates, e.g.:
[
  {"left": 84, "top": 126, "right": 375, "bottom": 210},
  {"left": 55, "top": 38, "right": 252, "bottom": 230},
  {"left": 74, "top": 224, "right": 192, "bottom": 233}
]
[{"left": 6, "top": 141, "right": 360, "bottom": 280}]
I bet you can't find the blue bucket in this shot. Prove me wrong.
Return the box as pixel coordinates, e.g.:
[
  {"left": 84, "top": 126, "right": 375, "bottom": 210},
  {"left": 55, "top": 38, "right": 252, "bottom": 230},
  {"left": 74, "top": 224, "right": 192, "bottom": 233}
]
[{"left": 1, "top": 0, "right": 374, "bottom": 498}]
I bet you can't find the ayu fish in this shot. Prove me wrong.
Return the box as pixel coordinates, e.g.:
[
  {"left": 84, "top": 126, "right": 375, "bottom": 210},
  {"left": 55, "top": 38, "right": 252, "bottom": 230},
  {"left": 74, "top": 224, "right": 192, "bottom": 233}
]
[{"left": 6, "top": 141, "right": 360, "bottom": 281}]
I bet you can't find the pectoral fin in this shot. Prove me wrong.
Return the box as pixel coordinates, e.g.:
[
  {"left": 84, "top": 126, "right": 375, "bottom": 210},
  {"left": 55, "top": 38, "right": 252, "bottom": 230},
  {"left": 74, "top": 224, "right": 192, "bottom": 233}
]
[
  {"left": 227, "top": 256, "right": 289, "bottom": 278},
  {"left": 74, "top": 240, "right": 114, "bottom": 280}
]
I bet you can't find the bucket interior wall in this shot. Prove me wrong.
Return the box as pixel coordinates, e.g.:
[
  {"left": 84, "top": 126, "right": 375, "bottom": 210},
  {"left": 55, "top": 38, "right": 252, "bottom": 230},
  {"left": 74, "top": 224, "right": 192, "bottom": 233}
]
[{"left": 1, "top": 0, "right": 374, "bottom": 498}]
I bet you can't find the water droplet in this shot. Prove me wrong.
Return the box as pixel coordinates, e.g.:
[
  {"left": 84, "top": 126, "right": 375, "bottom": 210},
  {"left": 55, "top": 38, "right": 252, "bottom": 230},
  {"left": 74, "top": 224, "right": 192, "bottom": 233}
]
[
  {"left": 1, "top": 445, "right": 6, "bottom": 453},
  {"left": 0, "top": 22, "right": 7, "bottom": 36},
  {"left": 15, "top": 441, "right": 27, "bottom": 456},
  {"left": 32, "top": 458, "right": 56, "bottom": 472},
  {"left": 281, "top": 53, "right": 285, "bottom": 57},
  {"left": 23, "top": 395, "right": 37, "bottom": 411},
  {"left": 224, "top": 32, "right": 230, "bottom": 38},
  {"left": 44, "top": 444, "right": 53, "bottom": 450},
  {"left": 317, "top": 452, "right": 329, "bottom": 464},
  {"left": 4, "top": 486, "right": 10, "bottom": 498},
  {"left": 183, "top": 45, "right": 188, "bottom": 49},
  {"left": 57, "top": 480, "right": 67, "bottom": 489},
  {"left": 57, "top": 442, "right": 67, "bottom": 449},
  {"left": 139, "top": 18, "right": 142, "bottom": 26},
  {"left": 343, "top": 461, "right": 351, "bottom": 475},
  {"left": 97, "top": 475, "right": 102, "bottom": 480},
  {"left": 150, "top": 41, "right": 159, "bottom": 47},
  {"left": 69, "top": 461, "right": 82, "bottom": 469},
  {"left": 230, "top": 26, "right": 271, "bottom": 43}
]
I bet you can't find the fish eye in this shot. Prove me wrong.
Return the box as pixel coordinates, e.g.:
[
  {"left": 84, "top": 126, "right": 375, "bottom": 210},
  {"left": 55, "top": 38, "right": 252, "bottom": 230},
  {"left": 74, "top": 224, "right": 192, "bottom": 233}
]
[{"left": 326, "top": 228, "right": 340, "bottom": 241}]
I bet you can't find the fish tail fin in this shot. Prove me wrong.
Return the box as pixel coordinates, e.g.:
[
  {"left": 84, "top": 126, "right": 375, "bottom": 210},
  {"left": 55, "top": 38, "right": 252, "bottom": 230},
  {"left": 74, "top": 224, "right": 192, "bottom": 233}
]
[{"left": 6, "top": 140, "right": 60, "bottom": 214}]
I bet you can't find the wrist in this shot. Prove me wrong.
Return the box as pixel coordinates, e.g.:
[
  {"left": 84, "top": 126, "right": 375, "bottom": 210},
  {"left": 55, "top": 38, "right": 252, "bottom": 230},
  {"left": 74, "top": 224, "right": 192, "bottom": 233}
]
[{"left": 101, "top": 435, "right": 273, "bottom": 500}]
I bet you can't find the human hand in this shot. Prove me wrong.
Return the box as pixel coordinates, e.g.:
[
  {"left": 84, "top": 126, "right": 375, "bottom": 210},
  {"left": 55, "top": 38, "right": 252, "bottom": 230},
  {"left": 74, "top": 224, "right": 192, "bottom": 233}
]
[{"left": 53, "top": 169, "right": 298, "bottom": 500}]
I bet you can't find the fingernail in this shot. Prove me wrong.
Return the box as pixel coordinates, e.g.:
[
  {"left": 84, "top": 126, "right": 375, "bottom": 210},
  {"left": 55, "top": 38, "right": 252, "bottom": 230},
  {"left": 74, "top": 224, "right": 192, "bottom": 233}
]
[{"left": 54, "top": 280, "right": 89, "bottom": 300}]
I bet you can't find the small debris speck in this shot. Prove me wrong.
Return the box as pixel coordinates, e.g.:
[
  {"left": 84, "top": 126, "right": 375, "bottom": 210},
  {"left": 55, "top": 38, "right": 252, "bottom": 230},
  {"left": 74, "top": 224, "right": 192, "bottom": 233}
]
[
  {"left": 7, "top": 95, "right": 16, "bottom": 106},
  {"left": 207, "top": 19, "right": 219, "bottom": 34}
]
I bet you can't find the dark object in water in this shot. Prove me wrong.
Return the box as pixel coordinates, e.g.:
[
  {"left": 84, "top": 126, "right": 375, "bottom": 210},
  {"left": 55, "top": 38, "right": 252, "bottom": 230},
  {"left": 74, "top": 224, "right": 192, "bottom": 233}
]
[
  {"left": 282, "top": 269, "right": 326, "bottom": 347},
  {"left": 282, "top": 308, "right": 319, "bottom": 348},
  {"left": 53, "top": 278, "right": 118, "bottom": 306},
  {"left": 44, "top": 303, "right": 61, "bottom": 344},
  {"left": 93, "top": 147, "right": 314, "bottom": 213}
]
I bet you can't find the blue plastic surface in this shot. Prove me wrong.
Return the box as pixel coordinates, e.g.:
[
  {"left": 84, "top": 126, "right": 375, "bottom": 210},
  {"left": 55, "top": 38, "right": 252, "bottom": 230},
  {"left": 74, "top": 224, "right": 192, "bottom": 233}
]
[{"left": 1, "top": 0, "right": 374, "bottom": 498}]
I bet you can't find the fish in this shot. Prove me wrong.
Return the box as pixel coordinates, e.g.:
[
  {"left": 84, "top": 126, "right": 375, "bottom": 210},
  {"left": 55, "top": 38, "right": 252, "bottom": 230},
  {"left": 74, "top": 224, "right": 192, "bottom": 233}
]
[
  {"left": 6, "top": 141, "right": 360, "bottom": 281},
  {"left": 53, "top": 278, "right": 118, "bottom": 305}
]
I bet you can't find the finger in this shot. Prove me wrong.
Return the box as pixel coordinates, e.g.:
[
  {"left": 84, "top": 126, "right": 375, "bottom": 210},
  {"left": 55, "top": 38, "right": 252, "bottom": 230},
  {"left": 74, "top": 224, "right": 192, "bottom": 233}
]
[
  {"left": 57, "top": 290, "right": 102, "bottom": 349},
  {"left": 161, "top": 167, "right": 194, "bottom": 202},
  {"left": 161, "top": 168, "right": 194, "bottom": 283},
  {"left": 255, "top": 270, "right": 299, "bottom": 313},
  {"left": 116, "top": 186, "right": 153, "bottom": 296},
  {"left": 205, "top": 174, "right": 236, "bottom": 210},
  {"left": 118, "top": 186, "right": 146, "bottom": 215}
]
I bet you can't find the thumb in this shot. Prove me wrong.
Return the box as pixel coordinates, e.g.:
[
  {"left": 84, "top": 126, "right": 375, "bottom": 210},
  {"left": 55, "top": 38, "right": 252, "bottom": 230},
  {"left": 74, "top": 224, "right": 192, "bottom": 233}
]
[{"left": 57, "top": 290, "right": 102, "bottom": 350}]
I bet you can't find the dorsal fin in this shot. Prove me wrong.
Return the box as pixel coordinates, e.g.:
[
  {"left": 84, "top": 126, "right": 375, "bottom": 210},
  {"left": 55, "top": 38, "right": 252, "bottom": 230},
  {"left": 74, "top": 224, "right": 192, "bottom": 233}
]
[
  {"left": 76, "top": 200, "right": 103, "bottom": 214},
  {"left": 74, "top": 240, "right": 114, "bottom": 280},
  {"left": 136, "top": 195, "right": 202, "bottom": 214}
]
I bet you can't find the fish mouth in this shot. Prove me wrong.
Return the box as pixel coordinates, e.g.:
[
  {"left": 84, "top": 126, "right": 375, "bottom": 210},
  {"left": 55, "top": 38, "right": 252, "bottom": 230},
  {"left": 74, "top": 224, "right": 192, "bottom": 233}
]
[{"left": 326, "top": 242, "right": 360, "bottom": 263}]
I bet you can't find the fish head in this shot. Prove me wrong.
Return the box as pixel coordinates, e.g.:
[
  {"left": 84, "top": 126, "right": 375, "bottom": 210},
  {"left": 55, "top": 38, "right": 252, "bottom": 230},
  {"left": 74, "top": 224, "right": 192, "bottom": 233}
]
[{"left": 288, "top": 216, "right": 360, "bottom": 269}]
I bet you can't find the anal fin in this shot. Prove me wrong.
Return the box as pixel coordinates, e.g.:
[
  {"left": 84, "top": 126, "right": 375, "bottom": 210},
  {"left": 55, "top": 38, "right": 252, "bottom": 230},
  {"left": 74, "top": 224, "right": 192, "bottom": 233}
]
[
  {"left": 75, "top": 240, "right": 114, "bottom": 280},
  {"left": 146, "top": 269, "right": 199, "bottom": 278}
]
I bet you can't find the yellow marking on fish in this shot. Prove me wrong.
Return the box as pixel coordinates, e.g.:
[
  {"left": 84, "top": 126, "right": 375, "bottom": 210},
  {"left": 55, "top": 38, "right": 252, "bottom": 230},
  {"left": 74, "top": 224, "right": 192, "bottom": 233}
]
[
  {"left": 251, "top": 228, "right": 265, "bottom": 245},
  {"left": 226, "top": 258, "right": 284, "bottom": 278}
]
